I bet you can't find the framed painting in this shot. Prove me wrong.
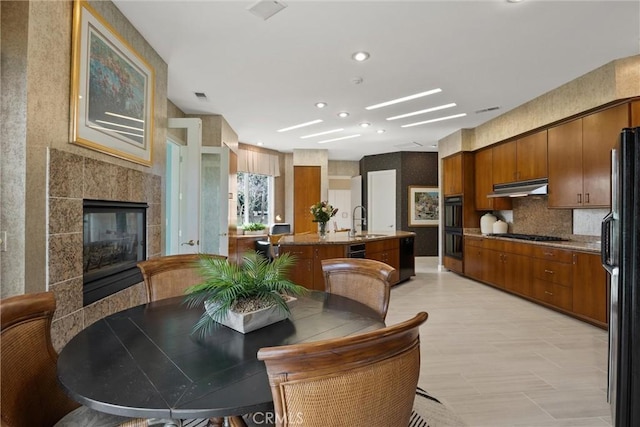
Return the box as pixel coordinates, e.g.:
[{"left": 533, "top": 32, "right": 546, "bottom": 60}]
[
  {"left": 408, "top": 186, "right": 439, "bottom": 226},
  {"left": 70, "top": 0, "right": 154, "bottom": 166}
]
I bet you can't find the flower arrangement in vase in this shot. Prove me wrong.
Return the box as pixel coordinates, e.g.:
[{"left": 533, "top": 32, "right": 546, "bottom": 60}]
[{"left": 309, "top": 201, "right": 338, "bottom": 238}]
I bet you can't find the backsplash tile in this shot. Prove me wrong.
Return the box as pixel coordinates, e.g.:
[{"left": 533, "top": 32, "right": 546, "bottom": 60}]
[{"left": 512, "top": 197, "right": 572, "bottom": 237}]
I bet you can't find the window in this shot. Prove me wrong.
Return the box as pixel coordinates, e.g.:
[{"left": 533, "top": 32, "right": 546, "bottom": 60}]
[{"left": 237, "top": 172, "right": 273, "bottom": 226}]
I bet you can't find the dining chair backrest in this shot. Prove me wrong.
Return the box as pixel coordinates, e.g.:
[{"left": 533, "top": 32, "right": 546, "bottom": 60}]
[
  {"left": 321, "top": 258, "right": 397, "bottom": 321},
  {"left": 0, "top": 292, "right": 81, "bottom": 426},
  {"left": 137, "top": 253, "right": 226, "bottom": 302},
  {"left": 257, "top": 311, "right": 428, "bottom": 427}
]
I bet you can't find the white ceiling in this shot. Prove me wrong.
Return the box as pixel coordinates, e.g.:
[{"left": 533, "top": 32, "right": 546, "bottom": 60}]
[{"left": 112, "top": 0, "right": 640, "bottom": 161}]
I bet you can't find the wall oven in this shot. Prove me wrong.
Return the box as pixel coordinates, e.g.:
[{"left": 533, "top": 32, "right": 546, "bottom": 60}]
[{"left": 444, "top": 196, "right": 463, "bottom": 260}]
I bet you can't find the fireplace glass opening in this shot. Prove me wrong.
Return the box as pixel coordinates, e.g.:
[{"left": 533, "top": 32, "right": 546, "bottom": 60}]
[{"left": 83, "top": 200, "right": 147, "bottom": 306}]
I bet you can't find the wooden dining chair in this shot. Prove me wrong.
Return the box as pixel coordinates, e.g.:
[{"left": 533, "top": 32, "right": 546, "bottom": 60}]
[
  {"left": 137, "top": 253, "right": 226, "bottom": 302},
  {"left": 0, "top": 291, "right": 147, "bottom": 427},
  {"left": 321, "top": 258, "right": 397, "bottom": 321},
  {"left": 256, "top": 311, "right": 428, "bottom": 427}
]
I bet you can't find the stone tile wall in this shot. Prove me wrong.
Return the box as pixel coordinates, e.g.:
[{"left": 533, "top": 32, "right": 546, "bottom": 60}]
[{"left": 47, "top": 148, "right": 162, "bottom": 351}]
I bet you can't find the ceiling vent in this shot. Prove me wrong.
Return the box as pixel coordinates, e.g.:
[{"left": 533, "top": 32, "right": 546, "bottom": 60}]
[
  {"left": 475, "top": 106, "right": 500, "bottom": 114},
  {"left": 194, "top": 92, "right": 208, "bottom": 101},
  {"left": 394, "top": 141, "right": 423, "bottom": 149},
  {"left": 247, "top": 1, "right": 288, "bottom": 21}
]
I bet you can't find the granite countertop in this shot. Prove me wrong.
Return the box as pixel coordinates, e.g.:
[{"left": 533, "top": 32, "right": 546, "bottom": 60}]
[
  {"left": 279, "top": 230, "right": 416, "bottom": 246},
  {"left": 464, "top": 230, "right": 601, "bottom": 254}
]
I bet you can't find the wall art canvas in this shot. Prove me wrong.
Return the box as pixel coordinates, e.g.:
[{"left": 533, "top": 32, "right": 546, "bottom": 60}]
[
  {"left": 70, "top": 0, "right": 154, "bottom": 166},
  {"left": 409, "top": 186, "right": 439, "bottom": 226}
]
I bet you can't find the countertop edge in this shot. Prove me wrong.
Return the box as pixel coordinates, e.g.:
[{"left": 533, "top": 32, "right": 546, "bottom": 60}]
[
  {"left": 464, "top": 231, "right": 601, "bottom": 254},
  {"left": 279, "top": 231, "right": 416, "bottom": 246}
]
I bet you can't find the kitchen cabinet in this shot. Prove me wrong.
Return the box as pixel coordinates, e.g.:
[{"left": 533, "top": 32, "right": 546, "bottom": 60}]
[
  {"left": 548, "top": 104, "right": 629, "bottom": 208},
  {"left": 632, "top": 100, "right": 640, "bottom": 127},
  {"left": 442, "top": 153, "right": 463, "bottom": 196},
  {"left": 492, "top": 130, "right": 547, "bottom": 184},
  {"left": 366, "top": 239, "right": 400, "bottom": 273},
  {"left": 572, "top": 251, "right": 607, "bottom": 325},
  {"left": 474, "top": 148, "right": 512, "bottom": 211},
  {"left": 462, "top": 237, "right": 607, "bottom": 328},
  {"left": 279, "top": 245, "right": 314, "bottom": 289},
  {"left": 312, "top": 244, "right": 347, "bottom": 291}
]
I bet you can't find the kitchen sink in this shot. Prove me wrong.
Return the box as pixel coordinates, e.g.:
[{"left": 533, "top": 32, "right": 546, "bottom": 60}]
[{"left": 352, "top": 233, "right": 388, "bottom": 239}]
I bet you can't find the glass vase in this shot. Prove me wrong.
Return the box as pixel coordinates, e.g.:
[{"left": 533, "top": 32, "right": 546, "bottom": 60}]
[{"left": 317, "top": 221, "right": 328, "bottom": 239}]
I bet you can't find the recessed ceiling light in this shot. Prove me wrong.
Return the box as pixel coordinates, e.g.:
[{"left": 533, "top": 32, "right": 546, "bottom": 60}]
[
  {"left": 365, "top": 88, "right": 442, "bottom": 110},
  {"left": 300, "top": 128, "right": 344, "bottom": 139},
  {"left": 386, "top": 103, "right": 457, "bottom": 121},
  {"left": 377, "top": 129, "right": 386, "bottom": 134},
  {"left": 359, "top": 122, "right": 371, "bottom": 128},
  {"left": 277, "top": 119, "right": 323, "bottom": 132},
  {"left": 257, "top": 141, "right": 264, "bottom": 146},
  {"left": 351, "top": 51, "right": 370, "bottom": 62},
  {"left": 401, "top": 113, "right": 467, "bottom": 128},
  {"left": 507, "top": 0, "right": 524, "bottom": 3},
  {"left": 318, "top": 134, "right": 361, "bottom": 144},
  {"left": 337, "top": 112, "right": 350, "bottom": 118},
  {"left": 315, "top": 102, "right": 327, "bottom": 108}
]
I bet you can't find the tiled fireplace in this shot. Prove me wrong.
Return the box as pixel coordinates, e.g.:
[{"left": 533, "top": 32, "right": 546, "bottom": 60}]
[{"left": 47, "top": 148, "right": 162, "bottom": 351}]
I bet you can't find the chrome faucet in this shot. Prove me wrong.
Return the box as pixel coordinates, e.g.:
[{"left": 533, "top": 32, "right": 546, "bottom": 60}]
[{"left": 350, "top": 205, "right": 367, "bottom": 237}]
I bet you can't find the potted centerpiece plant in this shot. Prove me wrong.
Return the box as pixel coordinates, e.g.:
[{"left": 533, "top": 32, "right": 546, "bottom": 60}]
[
  {"left": 184, "top": 252, "right": 307, "bottom": 335},
  {"left": 242, "top": 222, "right": 267, "bottom": 235}
]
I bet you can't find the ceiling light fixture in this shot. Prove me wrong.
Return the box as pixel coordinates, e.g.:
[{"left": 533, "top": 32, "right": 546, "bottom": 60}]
[
  {"left": 351, "top": 51, "right": 370, "bottom": 62},
  {"left": 359, "top": 122, "right": 371, "bottom": 128},
  {"left": 365, "top": 88, "right": 442, "bottom": 110},
  {"left": 401, "top": 113, "right": 467, "bottom": 128},
  {"left": 318, "top": 134, "right": 361, "bottom": 144},
  {"left": 300, "top": 128, "right": 344, "bottom": 139},
  {"left": 277, "top": 119, "right": 323, "bottom": 132},
  {"left": 315, "top": 102, "right": 327, "bottom": 108},
  {"left": 257, "top": 141, "right": 264, "bottom": 146},
  {"left": 337, "top": 112, "right": 350, "bottom": 118},
  {"left": 386, "top": 103, "right": 457, "bottom": 121},
  {"left": 377, "top": 129, "right": 386, "bottom": 134}
]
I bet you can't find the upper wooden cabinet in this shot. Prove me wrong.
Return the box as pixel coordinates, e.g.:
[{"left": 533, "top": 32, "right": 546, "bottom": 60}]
[
  {"left": 632, "top": 100, "right": 640, "bottom": 127},
  {"left": 548, "top": 103, "right": 629, "bottom": 208},
  {"left": 492, "top": 130, "right": 547, "bottom": 184},
  {"left": 474, "top": 148, "right": 511, "bottom": 212},
  {"left": 442, "top": 153, "right": 463, "bottom": 196}
]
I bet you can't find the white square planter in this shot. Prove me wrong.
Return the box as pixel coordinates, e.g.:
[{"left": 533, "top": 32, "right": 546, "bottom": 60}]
[{"left": 205, "top": 297, "right": 296, "bottom": 334}]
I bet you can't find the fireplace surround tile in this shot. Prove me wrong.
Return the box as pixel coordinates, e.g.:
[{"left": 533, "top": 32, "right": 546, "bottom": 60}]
[
  {"left": 49, "top": 150, "right": 83, "bottom": 198},
  {"left": 51, "top": 309, "right": 83, "bottom": 353},
  {"left": 49, "top": 197, "right": 82, "bottom": 234},
  {"left": 84, "top": 158, "right": 115, "bottom": 200},
  {"left": 50, "top": 277, "right": 83, "bottom": 320},
  {"left": 49, "top": 233, "right": 83, "bottom": 284}
]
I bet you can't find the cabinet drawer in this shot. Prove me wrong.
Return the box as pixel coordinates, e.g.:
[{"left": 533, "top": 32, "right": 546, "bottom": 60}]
[
  {"left": 366, "top": 239, "right": 398, "bottom": 253},
  {"left": 531, "top": 246, "right": 573, "bottom": 263},
  {"left": 532, "top": 259, "right": 572, "bottom": 287},
  {"left": 465, "top": 236, "right": 484, "bottom": 248},
  {"left": 532, "top": 278, "right": 573, "bottom": 311},
  {"left": 280, "top": 245, "right": 313, "bottom": 259}
]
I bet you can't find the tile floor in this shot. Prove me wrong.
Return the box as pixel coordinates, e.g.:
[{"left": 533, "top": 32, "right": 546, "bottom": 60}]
[{"left": 386, "top": 257, "right": 611, "bottom": 427}]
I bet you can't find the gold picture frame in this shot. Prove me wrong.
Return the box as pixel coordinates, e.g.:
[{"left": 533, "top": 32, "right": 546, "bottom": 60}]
[
  {"left": 408, "top": 186, "right": 439, "bottom": 227},
  {"left": 70, "top": 0, "right": 154, "bottom": 166}
]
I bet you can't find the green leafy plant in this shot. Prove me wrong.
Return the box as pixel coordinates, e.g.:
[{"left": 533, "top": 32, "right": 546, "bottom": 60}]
[
  {"left": 184, "top": 252, "right": 306, "bottom": 337},
  {"left": 242, "top": 222, "right": 267, "bottom": 231}
]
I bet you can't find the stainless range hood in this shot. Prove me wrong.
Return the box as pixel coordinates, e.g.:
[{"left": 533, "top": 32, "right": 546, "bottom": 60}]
[{"left": 487, "top": 178, "right": 548, "bottom": 198}]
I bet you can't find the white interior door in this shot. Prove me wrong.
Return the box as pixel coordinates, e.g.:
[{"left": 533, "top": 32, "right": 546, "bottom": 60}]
[
  {"left": 328, "top": 189, "right": 351, "bottom": 231},
  {"left": 367, "top": 170, "right": 396, "bottom": 232},
  {"left": 167, "top": 118, "right": 229, "bottom": 256}
]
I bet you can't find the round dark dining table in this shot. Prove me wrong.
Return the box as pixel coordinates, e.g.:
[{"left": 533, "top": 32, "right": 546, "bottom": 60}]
[{"left": 57, "top": 291, "right": 385, "bottom": 420}]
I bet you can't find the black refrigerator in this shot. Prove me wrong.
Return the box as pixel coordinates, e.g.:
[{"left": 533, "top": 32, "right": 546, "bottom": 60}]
[{"left": 602, "top": 127, "right": 640, "bottom": 427}]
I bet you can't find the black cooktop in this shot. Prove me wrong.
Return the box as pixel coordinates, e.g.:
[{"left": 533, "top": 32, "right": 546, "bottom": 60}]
[{"left": 487, "top": 233, "right": 568, "bottom": 242}]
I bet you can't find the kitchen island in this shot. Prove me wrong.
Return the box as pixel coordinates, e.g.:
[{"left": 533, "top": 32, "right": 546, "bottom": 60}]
[{"left": 278, "top": 231, "right": 416, "bottom": 291}]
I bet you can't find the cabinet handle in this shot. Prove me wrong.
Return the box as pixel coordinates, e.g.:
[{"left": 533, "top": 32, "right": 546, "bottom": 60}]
[
  {"left": 544, "top": 291, "right": 554, "bottom": 296},
  {"left": 577, "top": 193, "right": 582, "bottom": 204},
  {"left": 585, "top": 193, "right": 590, "bottom": 203},
  {"left": 543, "top": 252, "right": 554, "bottom": 257},
  {"left": 544, "top": 269, "right": 555, "bottom": 274}
]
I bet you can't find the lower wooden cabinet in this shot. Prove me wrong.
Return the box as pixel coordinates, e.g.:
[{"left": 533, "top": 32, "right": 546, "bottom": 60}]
[{"left": 462, "top": 236, "right": 606, "bottom": 328}]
